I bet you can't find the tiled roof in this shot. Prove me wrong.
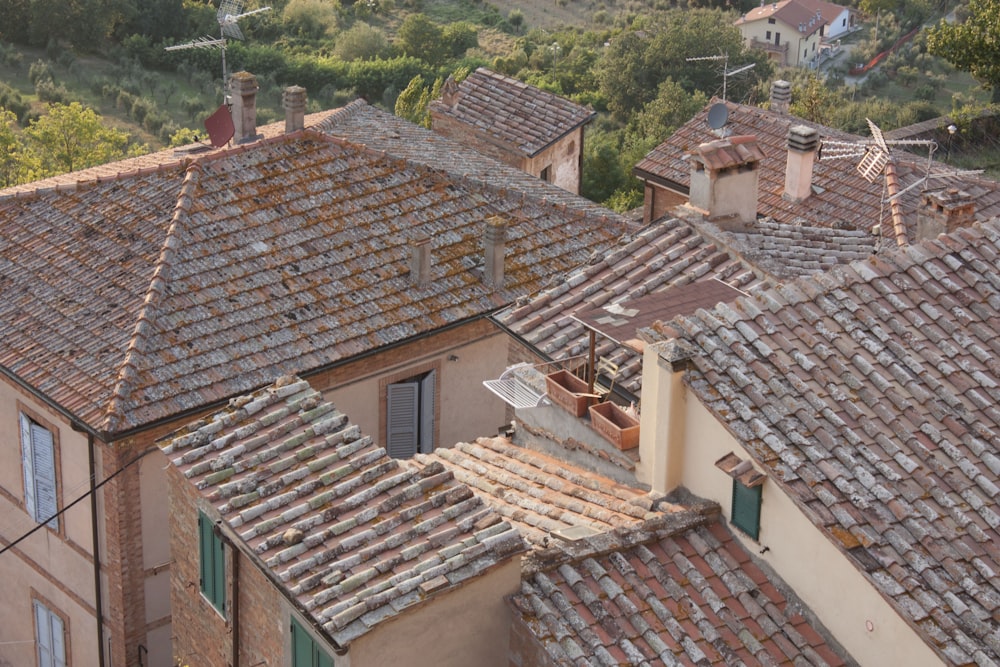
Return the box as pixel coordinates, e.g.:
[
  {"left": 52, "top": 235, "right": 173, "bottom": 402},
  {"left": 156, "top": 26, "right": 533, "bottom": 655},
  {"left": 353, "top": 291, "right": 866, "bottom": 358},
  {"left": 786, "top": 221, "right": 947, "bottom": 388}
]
[
  {"left": 493, "top": 218, "right": 766, "bottom": 398},
  {"left": 0, "top": 119, "right": 624, "bottom": 434},
  {"left": 724, "top": 218, "right": 877, "bottom": 278},
  {"left": 428, "top": 68, "right": 596, "bottom": 158},
  {"left": 415, "top": 437, "right": 680, "bottom": 548},
  {"left": 512, "top": 519, "right": 849, "bottom": 666},
  {"left": 634, "top": 100, "right": 1000, "bottom": 236},
  {"left": 664, "top": 220, "right": 1000, "bottom": 665},
  {"left": 160, "top": 376, "right": 525, "bottom": 646},
  {"left": 736, "top": 0, "right": 826, "bottom": 37},
  {"left": 314, "top": 100, "right": 624, "bottom": 223}
]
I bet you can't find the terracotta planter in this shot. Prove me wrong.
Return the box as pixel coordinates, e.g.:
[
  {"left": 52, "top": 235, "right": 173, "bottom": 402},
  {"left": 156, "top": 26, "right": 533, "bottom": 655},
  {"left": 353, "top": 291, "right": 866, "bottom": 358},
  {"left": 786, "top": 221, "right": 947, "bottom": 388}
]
[
  {"left": 545, "top": 370, "right": 597, "bottom": 417},
  {"left": 589, "top": 401, "right": 640, "bottom": 450}
]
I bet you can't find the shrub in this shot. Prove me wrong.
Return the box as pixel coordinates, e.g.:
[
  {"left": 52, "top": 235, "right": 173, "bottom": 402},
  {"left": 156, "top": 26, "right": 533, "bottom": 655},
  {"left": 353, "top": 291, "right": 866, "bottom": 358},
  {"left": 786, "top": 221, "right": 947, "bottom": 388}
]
[
  {"left": 28, "top": 59, "right": 55, "bottom": 86},
  {"left": 333, "top": 23, "right": 391, "bottom": 61}
]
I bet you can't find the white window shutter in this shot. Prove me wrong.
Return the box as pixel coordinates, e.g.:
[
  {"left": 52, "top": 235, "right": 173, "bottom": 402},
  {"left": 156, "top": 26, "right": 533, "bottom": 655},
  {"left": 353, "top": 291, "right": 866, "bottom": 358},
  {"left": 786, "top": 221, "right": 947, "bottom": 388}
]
[
  {"left": 387, "top": 381, "right": 419, "bottom": 458},
  {"left": 20, "top": 414, "right": 36, "bottom": 522},
  {"left": 34, "top": 600, "right": 65, "bottom": 667},
  {"left": 419, "top": 371, "right": 436, "bottom": 454},
  {"left": 30, "top": 423, "right": 58, "bottom": 529}
]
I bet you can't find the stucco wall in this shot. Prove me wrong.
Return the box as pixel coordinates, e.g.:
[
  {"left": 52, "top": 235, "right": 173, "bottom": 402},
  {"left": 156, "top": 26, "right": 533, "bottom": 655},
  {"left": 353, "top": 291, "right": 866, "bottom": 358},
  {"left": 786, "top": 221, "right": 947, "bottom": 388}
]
[
  {"left": 321, "top": 325, "right": 511, "bottom": 451},
  {"left": 348, "top": 557, "right": 523, "bottom": 667},
  {"left": 522, "top": 126, "right": 585, "bottom": 194},
  {"left": 0, "top": 379, "right": 101, "bottom": 667},
  {"left": 642, "top": 356, "right": 942, "bottom": 666}
]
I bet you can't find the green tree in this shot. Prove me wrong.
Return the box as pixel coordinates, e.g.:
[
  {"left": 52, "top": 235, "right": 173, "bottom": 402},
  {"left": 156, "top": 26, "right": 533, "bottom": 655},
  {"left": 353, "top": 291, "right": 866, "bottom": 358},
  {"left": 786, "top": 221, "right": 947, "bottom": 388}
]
[
  {"left": 24, "top": 102, "right": 139, "bottom": 176},
  {"left": 596, "top": 9, "right": 769, "bottom": 122},
  {"left": 282, "top": 0, "right": 339, "bottom": 39},
  {"left": 789, "top": 73, "right": 840, "bottom": 124},
  {"left": 0, "top": 109, "right": 31, "bottom": 186},
  {"left": 397, "top": 14, "right": 447, "bottom": 67},
  {"left": 394, "top": 74, "right": 444, "bottom": 128},
  {"left": 333, "top": 22, "right": 390, "bottom": 61},
  {"left": 927, "top": 0, "right": 1000, "bottom": 103},
  {"left": 626, "top": 79, "right": 708, "bottom": 153}
]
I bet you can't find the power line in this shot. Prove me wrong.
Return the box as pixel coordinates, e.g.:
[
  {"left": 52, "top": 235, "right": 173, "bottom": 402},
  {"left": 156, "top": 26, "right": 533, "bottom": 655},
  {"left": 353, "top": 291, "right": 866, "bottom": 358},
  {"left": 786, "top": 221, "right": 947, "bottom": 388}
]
[{"left": 0, "top": 446, "right": 160, "bottom": 557}]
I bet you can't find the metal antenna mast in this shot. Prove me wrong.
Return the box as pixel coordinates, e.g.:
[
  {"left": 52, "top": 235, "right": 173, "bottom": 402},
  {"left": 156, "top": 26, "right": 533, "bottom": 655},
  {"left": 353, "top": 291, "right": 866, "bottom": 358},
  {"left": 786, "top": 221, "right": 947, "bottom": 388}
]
[
  {"left": 685, "top": 53, "right": 755, "bottom": 102},
  {"left": 166, "top": 0, "right": 271, "bottom": 102}
]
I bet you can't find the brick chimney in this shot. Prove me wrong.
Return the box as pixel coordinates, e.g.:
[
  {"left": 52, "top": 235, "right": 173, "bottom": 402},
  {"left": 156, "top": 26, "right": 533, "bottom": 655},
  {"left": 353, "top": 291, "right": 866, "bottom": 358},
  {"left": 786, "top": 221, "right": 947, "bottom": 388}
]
[
  {"left": 230, "top": 71, "right": 260, "bottom": 144},
  {"left": 410, "top": 232, "right": 431, "bottom": 287},
  {"left": 283, "top": 85, "right": 307, "bottom": 133},
  {"left": 916, "top": 188, "right": 975, "bottom": 240},
  {"left": 783, "top": 125, "right": 819, "bottom": 203},
  {"left": 688, "top": 135, "right": 764, "bottom": 229},
  {"left": 483, "top": 216, "right": 506, "bottom": 288},
  {"left": 770, "top": 80, "right": 791, "bottom": 114}
]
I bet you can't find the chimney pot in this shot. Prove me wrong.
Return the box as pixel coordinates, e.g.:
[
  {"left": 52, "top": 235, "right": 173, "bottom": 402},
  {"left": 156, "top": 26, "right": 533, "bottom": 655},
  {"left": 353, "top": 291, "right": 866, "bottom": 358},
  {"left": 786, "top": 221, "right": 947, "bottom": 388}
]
[
  {"left": 484, "top": 216, "right": 507, "bottom": 288},
  {"left": 770, "top": 80, "right": 791, "bottom": 114},
  {"left": 229, "top": 71, "right": 260, "bottom": 144},
  {"left": 410, "top": 233, "right": 432, "bottom": 287},
  {"left": 440, "top": 77, "right": 460, "bottom": 107},
  {"left": 917, "top": 188, "right": 975, "bottom": 240},
  {"left": 784, "top": 124, "right": 819, "bottom": 203},
  {"left": 283, "top": 85, "right": 307, "bottom": 133}
]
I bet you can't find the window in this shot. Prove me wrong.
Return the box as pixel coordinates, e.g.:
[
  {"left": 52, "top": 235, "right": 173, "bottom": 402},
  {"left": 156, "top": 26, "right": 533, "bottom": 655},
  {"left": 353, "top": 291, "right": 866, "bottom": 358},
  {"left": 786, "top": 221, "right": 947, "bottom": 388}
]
[
  {"left": 540, "top": 165, "right": 552, "bottom": 183},
  {"left": 20, "top": 413, "right": 58, "bottom": 529},
  {"left": 767, "top": 17, "right": 775, "bottom": 23},
  {"left": 291, "top": 617, "right": 334, "bottom": 667},
  {"left": 34, "top": 600, "right": 66, "bottom": 667},
  {"left": 731, "top": 479, "right": 762, "bottom": 540},
  {"left": 775, "top": 32, "right": 781, "bottom": 45},
  {"left": 386, "top": 370, "right": 436, "bottom": 459},
  {"left": 765, "top": 30, "right": 771, "bottom": 40},
  {"left": 198, "top": 510, "right": 226, "bottom": 614}
]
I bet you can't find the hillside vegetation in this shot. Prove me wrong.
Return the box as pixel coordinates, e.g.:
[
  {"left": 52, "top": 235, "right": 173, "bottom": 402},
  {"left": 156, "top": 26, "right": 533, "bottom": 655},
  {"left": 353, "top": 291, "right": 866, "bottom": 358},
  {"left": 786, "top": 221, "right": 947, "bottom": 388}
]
[{"left": 0, "top": 0, "right": 996, "bottom": 201}]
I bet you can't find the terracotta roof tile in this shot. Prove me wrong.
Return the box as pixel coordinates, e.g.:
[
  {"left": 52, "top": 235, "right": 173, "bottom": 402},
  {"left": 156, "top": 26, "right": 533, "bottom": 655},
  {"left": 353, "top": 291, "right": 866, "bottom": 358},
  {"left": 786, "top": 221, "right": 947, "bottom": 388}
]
[
  {"left": 0, "top": 107, "right": 625, "bottom": 434},
  {"left": 513, "top": 520, "right": 848, "bottom": 666},
  {"left": 671, "top": 220, "right": 1000, "bottom": 664},
  {"left": 160, "top": 376, "right": 525, "bottom": 646},
  {"left": 428, "top": 68, "right": 595, "bottom": 158},
  {"left": 635, "top": 100, "right": 1000, "bottom": 235},
  {"left": 415, "top": 437, "right": 684, "bottom": 549}
]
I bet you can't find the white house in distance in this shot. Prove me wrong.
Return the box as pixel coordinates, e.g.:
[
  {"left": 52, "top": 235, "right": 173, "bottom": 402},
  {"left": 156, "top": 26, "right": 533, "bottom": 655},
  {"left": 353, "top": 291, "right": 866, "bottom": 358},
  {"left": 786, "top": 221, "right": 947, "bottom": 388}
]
[{"left": 736, "top": 0, "right": 835, "bottom": 67}]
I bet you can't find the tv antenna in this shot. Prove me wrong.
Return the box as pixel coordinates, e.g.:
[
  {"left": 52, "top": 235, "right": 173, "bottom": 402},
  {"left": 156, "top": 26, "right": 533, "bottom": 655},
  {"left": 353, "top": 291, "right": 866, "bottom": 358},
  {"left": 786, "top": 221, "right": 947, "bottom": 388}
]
[
  {"left": 685, "top": 53, "right": 755, "bottom": 102},
  {"left": 166, "top": 0, "right": 271, "bottom": 102},
  {"left": 819, "top": 118, "right": 944, "bottom": 245}
]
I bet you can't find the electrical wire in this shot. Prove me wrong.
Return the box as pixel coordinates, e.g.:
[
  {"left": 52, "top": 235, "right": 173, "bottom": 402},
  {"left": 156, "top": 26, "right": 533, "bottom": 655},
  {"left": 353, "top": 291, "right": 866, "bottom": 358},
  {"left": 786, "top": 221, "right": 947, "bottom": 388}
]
[{"left": 0, "top": 446, "right": 160, "bottom": 557}]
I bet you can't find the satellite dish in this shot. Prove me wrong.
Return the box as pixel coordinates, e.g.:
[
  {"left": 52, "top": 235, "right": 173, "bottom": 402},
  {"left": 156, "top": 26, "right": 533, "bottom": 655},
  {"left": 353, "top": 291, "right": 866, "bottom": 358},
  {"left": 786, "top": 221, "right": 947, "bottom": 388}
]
[
  {"left": 205, "top": 104, "right": 235, "bottom": 148},
  {"left": 707, "top": 103, "right": 729, "bottom": 130}
]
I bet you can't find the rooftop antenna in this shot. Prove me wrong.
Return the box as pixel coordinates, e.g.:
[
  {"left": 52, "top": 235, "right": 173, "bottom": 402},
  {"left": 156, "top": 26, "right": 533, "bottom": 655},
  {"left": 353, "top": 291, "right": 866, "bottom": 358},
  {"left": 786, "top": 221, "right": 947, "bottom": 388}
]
[
  {"left": 819, "top": 118, "right": 941, "bottom": 245},
  {"left": 166, "top": 0, "right": 271, "bottom": 104},
  {"left": 685, "top": 53, "right": 755, "bottom": 103}
]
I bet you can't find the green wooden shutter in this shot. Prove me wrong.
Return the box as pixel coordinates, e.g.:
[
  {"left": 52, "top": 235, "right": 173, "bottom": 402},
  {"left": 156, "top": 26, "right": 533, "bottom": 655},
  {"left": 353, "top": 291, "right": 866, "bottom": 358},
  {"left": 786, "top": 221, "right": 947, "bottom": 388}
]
[
  {"left": 292, "top": 617, "right": 334, "bottom": 667},
  {"left": 731, "top": 479, "right": 762, "bottom": 540},
  {"left": 198, "top": 511, "right": 225, "bottom": 613},
  {"left": 387, "top": 381, "right": 419, "bottom": 458}
]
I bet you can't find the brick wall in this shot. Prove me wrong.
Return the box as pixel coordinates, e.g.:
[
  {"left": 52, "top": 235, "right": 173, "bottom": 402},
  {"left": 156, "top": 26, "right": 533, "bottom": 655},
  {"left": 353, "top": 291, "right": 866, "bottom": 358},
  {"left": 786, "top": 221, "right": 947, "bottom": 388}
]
[
  {"left": 167, "top": 467, "right": 232, "bottom": 667},
  {"left": 429, "top": 114, "right": 524, "bottom": 172}
]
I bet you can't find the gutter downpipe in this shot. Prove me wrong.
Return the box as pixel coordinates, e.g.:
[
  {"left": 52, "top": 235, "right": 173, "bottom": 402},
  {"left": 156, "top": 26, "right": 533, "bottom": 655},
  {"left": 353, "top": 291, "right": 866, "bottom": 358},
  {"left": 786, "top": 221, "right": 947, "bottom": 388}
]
[{"left": 75, "top": 423, "right": 107, "bottom": 667}]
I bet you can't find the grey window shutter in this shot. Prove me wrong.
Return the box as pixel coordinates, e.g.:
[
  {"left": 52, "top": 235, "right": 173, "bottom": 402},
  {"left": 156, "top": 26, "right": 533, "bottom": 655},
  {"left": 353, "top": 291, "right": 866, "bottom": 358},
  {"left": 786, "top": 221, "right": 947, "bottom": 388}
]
[
  {"left": 20, "top": 414, "right": 36, "bottom": 522},
  {"left": 35, "top": 600, "right": 65, "bottom": 667},
  {"left": 387, "top": 381, "right": 419, "bottom": 458},
  {"left": 30, "top": 423, "right": 58, "bottom": 529},
  {"left": 418, "top": 371, "right": 435, "bottom": 454}
]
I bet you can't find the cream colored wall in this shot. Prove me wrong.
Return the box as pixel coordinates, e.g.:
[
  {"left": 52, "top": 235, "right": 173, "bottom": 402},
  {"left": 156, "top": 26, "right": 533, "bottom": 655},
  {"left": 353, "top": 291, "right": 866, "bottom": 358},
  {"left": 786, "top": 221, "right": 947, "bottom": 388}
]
[
  {"left": 0, "top": 380, "right": 101, "bottom": 667},
  {"left": 139, "top": 449, "right": 174, "bottom": 667},
  {"left": 325, "top": 331, "right": 510, "bottom": 450},
  {"left": 348, "top": 557, "right": 522, "bottom": 667},
  {"left": 740, "top": 19, "right": 821, "bottom": 66},
  {"left": 676, "top": 385, "right": 942, "bottom": 666}
]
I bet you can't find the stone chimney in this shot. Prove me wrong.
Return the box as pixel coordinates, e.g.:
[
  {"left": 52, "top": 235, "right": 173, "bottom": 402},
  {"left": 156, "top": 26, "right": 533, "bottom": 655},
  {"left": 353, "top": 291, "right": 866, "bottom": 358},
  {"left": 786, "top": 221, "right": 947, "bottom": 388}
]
[
  {"left": 770, "top": 80, "right": 791, "bottom": 114},
  {"left": 283, "top": 85, "right": 307, "bottom": 133},
  {"left": 688, "top": 135, "right": 764, "bottom": 229},
  {"left": 783, "top": 125, "right": 820, "bottom": 203},
  {"left": 916, "top": 188, "right": 975, "bottom": 240},
  {"left": 410, "top": 232, "right": 431, "bottom": 287},
  {"left": 229, "top": 71, "right": 260, "bottom": 144},
  {"left": 484, "top": 216, "right": 506, "bottom": 288}
]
